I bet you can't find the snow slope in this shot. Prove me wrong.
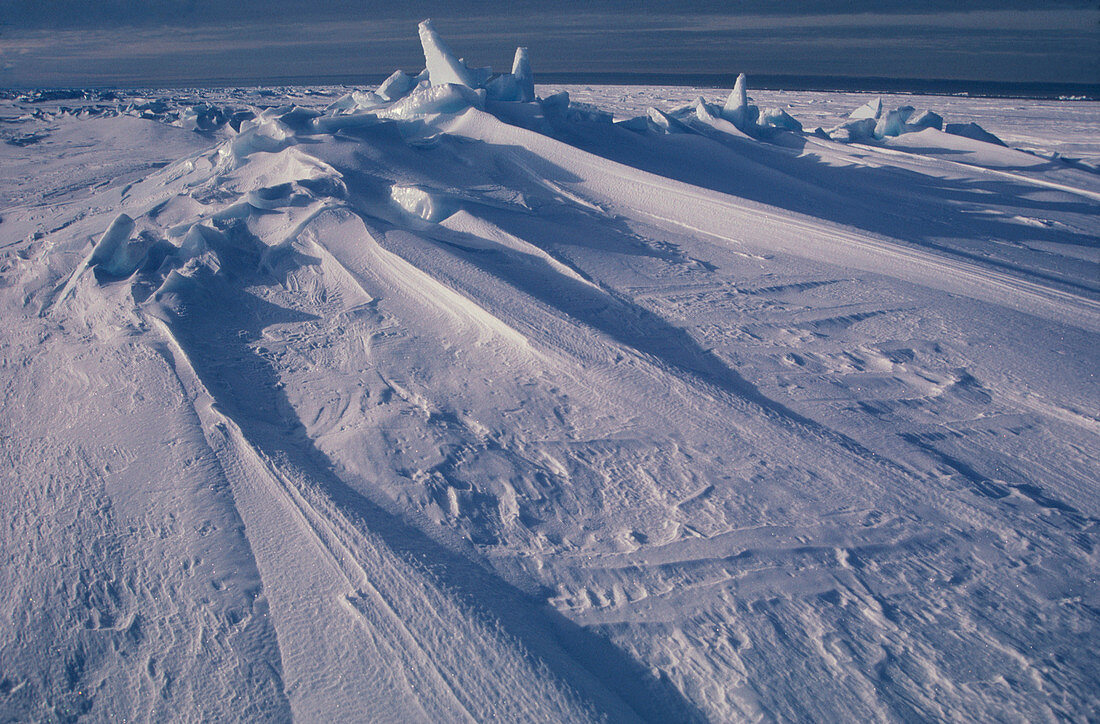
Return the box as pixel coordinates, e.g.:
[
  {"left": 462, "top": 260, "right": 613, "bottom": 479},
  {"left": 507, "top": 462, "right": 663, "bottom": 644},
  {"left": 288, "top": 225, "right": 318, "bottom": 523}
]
[{"left": 1, "top": 34, "right": 1097, "bottom": 722}]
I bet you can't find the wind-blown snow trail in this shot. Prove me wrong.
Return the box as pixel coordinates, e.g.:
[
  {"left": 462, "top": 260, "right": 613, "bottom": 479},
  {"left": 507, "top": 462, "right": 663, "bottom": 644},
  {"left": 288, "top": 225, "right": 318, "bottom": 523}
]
[
  {"left": 0, "top": 71, "right": 1096, "bottom": 723},
  {"left": 149, "top": 315, "right": 625, "bottom": 722},
  {"left": 440, "top": 110, "right": 1100, "bottom": 333}
]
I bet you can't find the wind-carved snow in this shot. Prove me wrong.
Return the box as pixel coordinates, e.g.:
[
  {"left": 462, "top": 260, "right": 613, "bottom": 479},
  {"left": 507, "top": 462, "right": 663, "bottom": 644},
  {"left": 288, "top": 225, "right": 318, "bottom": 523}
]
[{"left": 1, "top": 19, "right": 1098, "bottom": 723}]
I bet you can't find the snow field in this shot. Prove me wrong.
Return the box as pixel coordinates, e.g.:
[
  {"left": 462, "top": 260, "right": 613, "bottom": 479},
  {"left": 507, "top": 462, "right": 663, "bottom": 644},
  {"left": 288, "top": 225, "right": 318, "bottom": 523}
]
[{"left": 0, "top": 21, "right": 1097, "bottom": 722}]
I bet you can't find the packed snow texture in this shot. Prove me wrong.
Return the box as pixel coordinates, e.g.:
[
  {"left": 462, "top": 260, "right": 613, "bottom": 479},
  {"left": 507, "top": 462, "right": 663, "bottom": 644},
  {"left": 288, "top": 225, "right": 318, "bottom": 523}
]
[{"left": 1, "top": 20, "right": 1098, "bottom": 723}]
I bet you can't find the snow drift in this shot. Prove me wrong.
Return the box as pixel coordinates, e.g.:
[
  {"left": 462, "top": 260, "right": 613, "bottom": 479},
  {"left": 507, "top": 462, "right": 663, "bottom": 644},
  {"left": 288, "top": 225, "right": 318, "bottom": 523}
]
[{"left": 1, "top": 19, "right": 1097, "bottom": 723}]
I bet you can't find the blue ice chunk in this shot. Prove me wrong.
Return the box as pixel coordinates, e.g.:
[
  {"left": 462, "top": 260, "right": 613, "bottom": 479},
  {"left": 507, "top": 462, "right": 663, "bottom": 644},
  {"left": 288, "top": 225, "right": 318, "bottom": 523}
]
[{"left": 418, "top": 20, "right": 478, "bottom": 88}]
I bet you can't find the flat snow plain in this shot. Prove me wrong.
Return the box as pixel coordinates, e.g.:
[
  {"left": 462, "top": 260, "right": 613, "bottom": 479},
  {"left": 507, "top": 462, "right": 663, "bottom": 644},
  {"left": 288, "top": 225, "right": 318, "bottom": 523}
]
[{"left": 0, "top": 82, "right": 1097, "bottom": 722}]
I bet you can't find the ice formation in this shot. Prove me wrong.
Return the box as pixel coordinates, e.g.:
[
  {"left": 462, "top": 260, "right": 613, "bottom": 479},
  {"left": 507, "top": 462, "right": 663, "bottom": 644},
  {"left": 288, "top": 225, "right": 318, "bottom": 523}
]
[
  {"left": 419, "top": 20, "right": 479, "bottom": 88},
  {"left": 616, "top": 76, "right": 806, "bottom": 141},
  {"left": 3, "top": 21, "right": 1014, "bottom": 161},
  {"left": 486, "top": 73, "right": 523, "bottom": 102},
  {"left": 825, "top": 97, "right": 989, "bottom": 143},
  {"left": 759, "top": 107, "right": 803, "bottom": 133},
  {"left": 381, "top": 83, "right": 486, "bottom": 120},
  {"left": 414, "top": 19, "right": 538, "bottom": 108},
  {"left": 721, "top": 74, "right": 758, "bottom": 131},
  {"left": 391, "top": 184, "right": 456, "bottom": 222},
  {"left": 874, "top": 106, "right": 913, "bottom": 137},
  {"left": 645, "top": 106, "right": 693, "bottom": 134},
  {"left": 377, "top": 70, "right": 417, "bottom": 102},
  {"left": 849, "top": 97, "right": 884, "bottom": 121},
  {"left": 87, "top": 213, "right": 140, "bottom": 276},
  {"left": 907, "top": 109, "right": 943, "bottom": 131},
  {"left": 512, "top": 47, "right": 535, "bottom": 103},
  {"left": 824, "top": 117, "right": 877, "bottom": 142}
]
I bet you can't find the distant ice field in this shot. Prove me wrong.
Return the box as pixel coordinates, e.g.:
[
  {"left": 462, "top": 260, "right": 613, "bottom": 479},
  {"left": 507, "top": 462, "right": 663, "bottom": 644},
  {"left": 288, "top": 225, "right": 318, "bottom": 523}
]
[{"left": 546, "top": 85, "right": 1100, "bottom": 163}]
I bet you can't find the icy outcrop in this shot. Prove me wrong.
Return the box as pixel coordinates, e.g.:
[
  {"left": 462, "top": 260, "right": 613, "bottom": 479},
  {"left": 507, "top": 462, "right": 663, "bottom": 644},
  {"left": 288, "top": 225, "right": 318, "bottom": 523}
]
[
  {"left": 906, "top": 110, "right": 943, "bottom": 132},
  {"left": 483, "top": 47, "right": 536, "bottom": 103},
  {"left": 721, "top": 74, "right": 758, "bottom": 131},
  {"left": 486, "top": 74, "right": 523, "bottom": 102},
  {"left": 692, "top": 98, "right": 754, "bottom": 139},
  {"left": 326, "top": 90, "right": 385, "bottom": 114},
  {"left": 619, "top": 84, "right": 802, "bottom": 141},
  {"left": 380, "top": 83, "right": 485, "bottom": 120},
  {"left": 88, "top": 214, "right": 142, "bottom": 276},
  {"left": 377, "top": 70, "right": 417, "bottom": 102},
  {"left": 646, "top": 107, "right": 694, "bottom": 135},
  {"left": 178, "top": 104, "right": 229, "bottom": 132},
  {"left": 419, "top": 20, "right": 479, "bottom": 88},
  {"left": 829, "top": 102, "right": 1004, "bottom": 145},
  {"left": 539, "top": 91, "right": 569, "bottom": 118},
  {"left": 945, "top": 122, "right": 1007, "bottom": 146},
  {"left": 178, "top": 225, "right": 211, "bottom": 261},
  {"left": 827, "top": 99, "right": 953, "bottom": 142},
  {"left": 715, "top": 75, "right": 804, "bottom": 137},
  {"left": 414, "top": 20, "right": 540, "bottom": 110},
  {"left": 614, "top": 116, "right": 650, "bottom": 133},
  {"left": 874, "top": 106, "right": 914, "bottom": 138},
  {"left": 849, "top": 97, "right": 883, "bottom": 121},
  {"left": 466, "top": 63, "right": 494, "bottom": 87},
  {"left": 512, "top": 47, "right": 535, "bottom": 103},
  {"left": 760, "top": 107, "right": 803, "bottom": 133},
  {"left": 391, "top": 185, "right": 456, "bottom": 222}
]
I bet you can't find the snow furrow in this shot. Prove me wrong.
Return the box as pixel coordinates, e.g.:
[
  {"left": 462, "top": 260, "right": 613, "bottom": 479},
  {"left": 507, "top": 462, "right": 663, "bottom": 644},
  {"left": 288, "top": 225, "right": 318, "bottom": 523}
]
[{"left": 149, "top": 315, "right": 645, "bottom": 722}]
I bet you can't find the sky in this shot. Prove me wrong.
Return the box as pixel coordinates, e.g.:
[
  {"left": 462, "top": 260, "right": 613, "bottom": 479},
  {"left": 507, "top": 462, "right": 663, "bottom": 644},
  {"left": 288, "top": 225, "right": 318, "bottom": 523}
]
[{"left": 1, "top": 1, "right": 1097, "bottom": 89}]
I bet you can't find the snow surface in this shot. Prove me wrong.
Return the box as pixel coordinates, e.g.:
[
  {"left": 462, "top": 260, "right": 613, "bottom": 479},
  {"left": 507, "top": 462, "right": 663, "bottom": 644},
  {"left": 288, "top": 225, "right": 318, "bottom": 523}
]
[{"left": 0, "top": 26, "right": 1098, "bottom": 723}]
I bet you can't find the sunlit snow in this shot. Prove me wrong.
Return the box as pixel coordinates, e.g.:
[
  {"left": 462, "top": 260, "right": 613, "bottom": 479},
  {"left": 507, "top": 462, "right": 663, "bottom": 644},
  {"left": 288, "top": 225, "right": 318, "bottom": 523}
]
[{"left": 1, "top": 20, "right": 1097, "bottom": 723}]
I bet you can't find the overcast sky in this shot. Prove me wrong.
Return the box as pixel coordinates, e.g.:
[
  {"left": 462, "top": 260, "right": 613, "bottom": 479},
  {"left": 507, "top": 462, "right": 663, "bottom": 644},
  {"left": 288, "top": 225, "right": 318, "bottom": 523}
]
[{"left": 2, "top": 1, "right": 1097, "bottom": 88}]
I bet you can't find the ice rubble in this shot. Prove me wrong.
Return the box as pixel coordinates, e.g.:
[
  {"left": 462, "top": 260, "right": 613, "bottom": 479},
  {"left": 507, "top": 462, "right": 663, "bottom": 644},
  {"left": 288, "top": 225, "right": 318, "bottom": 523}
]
[
  {"left": 377, "top": 70, "right": 418, "bottom": 102},
  {"left": 10, "top": 21, "right": 1013, "bottom": 159},
  {"left": 311, "top": 19, "right": 576, "bottom": 126},
  {"left": 9, "top": 96, "right": 256, "bottom": 133},
  {"left": 812, "top": 95, "right": 1006, "bottom": 144},
  {"left": 717, "top": 74, "right": 802, "bottom": 134},
  {"left": 33, "top": 16, "right": 1020, "bottom": 253},
  {"left": 409, "top": 19, "right": 540, "bottom": 109},
  {"left": 617, "top": 73, "right": 803, "bottom": 140},
  {"left": 376, "top": 22, "right": 1012, "bottom": 154},
  {"left": 87, "top": 213, "right": 142, "bottom": 277}
]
